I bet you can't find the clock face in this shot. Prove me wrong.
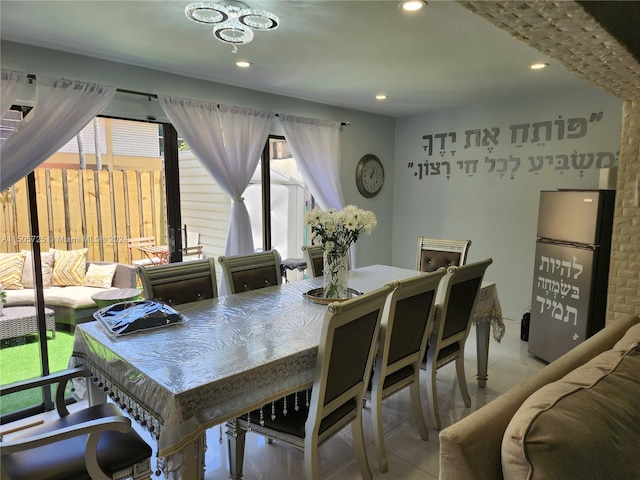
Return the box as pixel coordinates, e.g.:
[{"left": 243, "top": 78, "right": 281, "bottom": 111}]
[{"left": 356, "top": 154, "right": 384, "bottom": 198}]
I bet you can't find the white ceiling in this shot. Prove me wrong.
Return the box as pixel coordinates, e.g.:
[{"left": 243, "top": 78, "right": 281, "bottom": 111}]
[{"left": 0, "top": 0, "right": 596, "bottom": 118}]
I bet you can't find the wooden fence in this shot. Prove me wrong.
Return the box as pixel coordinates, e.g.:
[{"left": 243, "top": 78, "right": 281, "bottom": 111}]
[{"left": 0, "top": 168, "right": 165, "bottom": 264}]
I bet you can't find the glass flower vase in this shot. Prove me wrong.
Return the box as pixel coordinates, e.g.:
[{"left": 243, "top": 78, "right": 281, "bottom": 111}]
[{"left": 323, "top": 251, "right": 349, "bottom": 299}]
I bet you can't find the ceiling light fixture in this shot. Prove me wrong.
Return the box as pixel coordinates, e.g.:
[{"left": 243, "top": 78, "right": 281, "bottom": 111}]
[
  {"left": 185, "top": 0, "right": 279, "bottom": 53},
  {"left": 236, "top": 60, "right": 252, "bottom": 68},
  {"left": 400, "top": 1, "right": 427, "bottom": 12},
  {"left": 376, "top": 94, "right": 388, "bottom": 101},
  {"left": 530, "top": 62, "right": 549, "bottom": 70}
]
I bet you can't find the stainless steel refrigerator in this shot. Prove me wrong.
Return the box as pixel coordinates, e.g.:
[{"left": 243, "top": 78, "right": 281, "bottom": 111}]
[{"left": 528, "top": 190, "right": 615, "bottom": 363}]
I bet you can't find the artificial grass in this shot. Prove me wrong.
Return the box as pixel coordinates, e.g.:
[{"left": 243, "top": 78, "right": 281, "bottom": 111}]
[{"left": 0, "top": 331, "right": 75, "bottom": 415}]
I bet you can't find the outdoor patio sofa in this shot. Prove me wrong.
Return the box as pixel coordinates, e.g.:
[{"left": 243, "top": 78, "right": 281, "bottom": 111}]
[{"left": 3, "top": 255, "right": 137, "bottom": 330}]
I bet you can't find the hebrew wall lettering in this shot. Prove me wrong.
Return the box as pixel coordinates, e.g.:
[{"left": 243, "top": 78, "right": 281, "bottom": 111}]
[{"left": 411, "top": 111, "right": 618, "bottom": 180}]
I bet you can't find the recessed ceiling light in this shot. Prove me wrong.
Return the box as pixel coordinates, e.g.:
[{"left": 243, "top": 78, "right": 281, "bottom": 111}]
[
  {"left": 376, "top": 94, "right": 388, "bottom": 101},
  {"left": 236, "top": 61, "right": 252, "bottom": 68},
  {"left": 530, "top": 63, "right": 549, "bottom": 70},
  {"left": 400, "top": 1, "right": 427, "bottom": 12}
]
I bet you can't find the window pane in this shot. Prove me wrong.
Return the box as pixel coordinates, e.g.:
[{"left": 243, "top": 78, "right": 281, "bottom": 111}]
[
  {"left": 178, "top": 147, "right": 232, "bottom": 281},
  {"left": 0, "top": 114, "right": 168, "bottom": 420},
  {"left": 248, "top": 137, "right": 314, "bottom": 282}
]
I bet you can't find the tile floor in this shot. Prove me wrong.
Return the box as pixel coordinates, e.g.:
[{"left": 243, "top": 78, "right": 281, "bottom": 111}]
[
  {"left": 182, "top": 318, "right": 545, "bottom": 479},
  {"left": 3, "top": 318, "right": 546, "bottom": 479}
]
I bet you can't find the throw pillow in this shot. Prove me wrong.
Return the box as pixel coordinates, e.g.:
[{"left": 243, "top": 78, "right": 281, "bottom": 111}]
[
  {"left": 50, "top": 248, "right": 88, "bottom": 287},
  {"left": 0, "top": 252, "right": 26, "bottom": 289},
  {"left": 83, "top": 263, "right": 117, "bottom": 289},
  {"left": 20, "top": 250, "right": 56, "bottom": 288},
  {"left": 502, "top": 344, "right": 640, "bottom": 480}
]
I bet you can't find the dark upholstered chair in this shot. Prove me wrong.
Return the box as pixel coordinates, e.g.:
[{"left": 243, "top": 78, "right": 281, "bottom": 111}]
[
  {"left": 232, "top": 285, "right": 392, "bottom": 480},
  {"left": 218, "top": 250, "right": 282, "bottom": 294},
  {"left": 366, "top": 268, "right": 447, "bottom": 472},
  {"left": 427, "top": 258, "right": 493, "bottom": 430},
  {"left": 416, "top": 237, "right": 472, "bottom": 273},
  {"left": 0, "top": 367, "right": 152, "bottom": 480},
  {"left": 137, "top": 258, "right": 218, "bottom": 306},
  {"left": 301, "top": 245, "right": 324, "bottom": 277}
]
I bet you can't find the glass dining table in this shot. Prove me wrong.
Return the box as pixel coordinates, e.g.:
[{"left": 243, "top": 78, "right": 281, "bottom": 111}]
[{"left": 70, "top": 264, "right": 503, "bottom": 479}]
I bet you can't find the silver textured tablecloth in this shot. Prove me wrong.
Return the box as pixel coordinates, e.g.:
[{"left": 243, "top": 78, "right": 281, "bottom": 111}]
[
  {"left": 70, "top": 265, "right": 423, "bottom": 459},
  {"left": 70, "top": 264, "right": 504, "bottom": 470}
]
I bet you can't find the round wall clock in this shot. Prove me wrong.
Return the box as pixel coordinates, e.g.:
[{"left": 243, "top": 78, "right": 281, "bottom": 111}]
[{"left": 355, "top": 154, "right": 384, "bottom": 198}]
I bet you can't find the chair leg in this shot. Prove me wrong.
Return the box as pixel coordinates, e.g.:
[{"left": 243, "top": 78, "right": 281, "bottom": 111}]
[
  {"left": 304, "top": 435, "right": 320, "bottom": 480},
  {"left": 409, "top": 378, "right": 429, "bottom": 441},
  {"left": 428, "top": 362, "right": 441, "bottom": 431},
  {"left": 455, "top": 355, "right": 471, "bottom": 407},
  {"left": 226, "top": 420, "right": 247, "bottom": 480},
  {"left": 371, "top": 386, "right": 388, "bottom": 472},
  {"left": 352, "top": 408, "right": 373, "bottom": 480}
]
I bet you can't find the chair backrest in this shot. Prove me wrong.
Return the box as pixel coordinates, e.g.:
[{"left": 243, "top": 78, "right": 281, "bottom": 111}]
[
  {"left": 306, "top": 285, "right": 392, "bottom": 434},
  {"left": 182, "top": 229, "right": 203, "bottom": 258},
  {"left": 302, "top": 245, "right": 324, "bottom": 277},
  {"left": 379, "top": 268, "right": 447, "bottom": 376},
  {"left": 128, "top": 236, "right": 156, "bottom": 249},
  {"left": 128, "top": 236, "right": 156, "bottom": 261},
  {"left": 218, "top": 250, "right": 282, "bottom": 294},
  {"left": 416, "top": 237, "right": 472, "bottom": 273},
  {"left": 137, "top": 258, "right": 218, "bottom": 305},
  {"left": 434, "top": 258, "right": 493, "bottom": 351}
]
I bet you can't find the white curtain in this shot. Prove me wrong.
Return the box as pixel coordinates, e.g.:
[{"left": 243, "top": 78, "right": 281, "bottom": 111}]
[
  {"left": 0, "top": 75, "right": 115, "bottom": 191},
  {"left": 158, "top": 95, "right": 274, "bottom": 256},
  {"left": 1, "top": 69, "right": 27, "bottom": 120},
  {"left": 277, "top": 114, "right": 355, "bottom": 264},
  {"left": 277, "top": 114, "right": 344, "bottom": 211}
]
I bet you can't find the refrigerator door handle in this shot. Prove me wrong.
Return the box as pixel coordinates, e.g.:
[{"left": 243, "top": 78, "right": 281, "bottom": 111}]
[{"left": 536, "top": 237, "right": 598, "bottom": 251}]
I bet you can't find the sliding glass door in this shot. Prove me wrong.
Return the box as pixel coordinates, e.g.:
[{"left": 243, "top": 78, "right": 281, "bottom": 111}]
[
  {"left": 177, "top": 135, "right": 314, "bottom": 283},
  {"left": 0, "top": 113, "right": 181, "bottom": 423}
]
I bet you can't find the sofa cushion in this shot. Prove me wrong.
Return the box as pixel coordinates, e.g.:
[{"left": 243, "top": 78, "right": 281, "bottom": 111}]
[
  {"left": 45, "top": 286, "right": 116, "bottom": 309},
  {"left": 7, "top": 286, "right": 113, "bottom": 308},
  {"left": 502, "top": 343, "right": 640, "bottom": 480},
  {"left": 4, "top": 286, "right": 115, "bottom": 309},
  {"left": 83, "top": 263, "right": 117, "bottom": 289},
  {"left": 51, "top": 248, "right": 87, "bottom": 287},
  {"left": 0, "top": 252, "right": 26, "bottom": 289},
  {"left": 21, "top": 250, "right": 56, "bottom": 288}
]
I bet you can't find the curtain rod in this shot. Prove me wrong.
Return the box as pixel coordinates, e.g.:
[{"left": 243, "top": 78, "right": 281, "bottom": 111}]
[{"left": 26, "top": 74, "right": 349, "bottom": 127}]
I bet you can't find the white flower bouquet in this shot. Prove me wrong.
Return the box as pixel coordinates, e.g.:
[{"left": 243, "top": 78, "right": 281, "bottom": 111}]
[
  {"left": 304, "top": 205, "right": 377, "bottom": 256},
  {"left": 305, "top": 205, "right": 377, "bottom": 298}
]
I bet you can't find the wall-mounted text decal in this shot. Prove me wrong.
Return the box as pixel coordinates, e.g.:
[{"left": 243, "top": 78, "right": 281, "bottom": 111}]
[{"left": 410, "top": 111, "right": 618, "bottom": 181}]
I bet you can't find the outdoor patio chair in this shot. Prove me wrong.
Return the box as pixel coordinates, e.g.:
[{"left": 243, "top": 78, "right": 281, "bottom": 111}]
[
  {"left": 426, "top": 258, "right": 493, "bottom": 430},
  {"left": 0, "top": 367, "right": 152, "bottom": 480},
  {"left": 127, "top": 237, "right": 162, "bottom": 267},
  {"left": 365, "top": 268, "right": 446, "bottom": 472},
  {"left": 137, "top": 257, "right": 218, "bottom": 306},
  {"left": 416, "top": 237, "right": 472, "bottom": 273},
  {"left": 218, "top": 250, "right": 282, "bottom": 294},
  {"left": 181, "top": 228, "right": 203, "bottom": 261},
  {"left": 231, "top": 284, "right": 392, "bottom": 480}
]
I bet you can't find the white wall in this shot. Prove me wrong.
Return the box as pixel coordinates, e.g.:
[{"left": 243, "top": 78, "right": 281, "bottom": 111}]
[
  {"left": 3, "top": 41, "right": 625, "bottom": 319},
  {"left": 393, "top": 89, "right": 623, "bottom": 320},
  {"left": 2, "top": 40, "right": 396, "bottom": 268}
]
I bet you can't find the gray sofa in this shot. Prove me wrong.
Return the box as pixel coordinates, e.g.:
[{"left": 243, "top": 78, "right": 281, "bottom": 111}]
[
  {"left": 4, "top": 261, "right": 137, "bottom": 329},
  {"left": 439, "top": 314, "right": 640, "bottom": 480}
]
